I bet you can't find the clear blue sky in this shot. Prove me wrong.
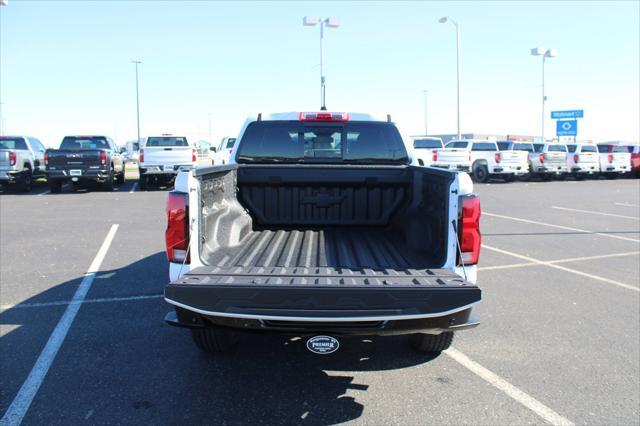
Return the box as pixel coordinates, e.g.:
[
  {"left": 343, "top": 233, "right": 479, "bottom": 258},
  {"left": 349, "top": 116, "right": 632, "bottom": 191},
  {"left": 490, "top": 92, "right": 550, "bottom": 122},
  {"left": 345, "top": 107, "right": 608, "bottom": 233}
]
[{"left": 1, "top": 1, "right": 638, "bottom": 147}]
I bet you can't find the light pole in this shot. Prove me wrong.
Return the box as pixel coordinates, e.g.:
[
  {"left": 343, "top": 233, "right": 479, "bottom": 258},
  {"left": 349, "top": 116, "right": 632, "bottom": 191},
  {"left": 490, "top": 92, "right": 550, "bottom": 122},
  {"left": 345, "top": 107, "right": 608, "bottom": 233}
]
[
  {"left": 132, "top": 60, "right": 142, "bottom": 144},
  {"left": 530, "top": 48, "right": 557, "bottom": 142},
  {"left": 208, "top": 113, "right": 212, "bottom": 143},
  {"left": 439, "top": 16, "right": 461, "bottom": 139},
  {"left": 303, "top": 16, "right": 340, "bottom": 110},
  {"left": 423, "top": 90, "right": 429, "bottom": 136}
]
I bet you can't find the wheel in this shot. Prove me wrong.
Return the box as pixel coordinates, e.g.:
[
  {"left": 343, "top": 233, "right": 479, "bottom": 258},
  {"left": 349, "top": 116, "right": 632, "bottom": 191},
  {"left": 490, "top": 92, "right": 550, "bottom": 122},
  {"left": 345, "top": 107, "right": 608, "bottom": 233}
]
[
  {"left": 409, "top": 332, "right": 454, "bottom": 353},
  {"left": 116, "top": 172, "right": 125, "bottom": 185},
  {"left": 556, "top": 173, "right": 567, "bottom": 181},
  {"left": 49, "top": 179, "right": 62, "bottom": 193},
  {"left": 472, "top": 164, "right": 489, "bottom": 183},
  {"left": 542, "top": 174, "right": 553, "bottom": 182},
  {"left": 103, "top": 169, "right": 114, "bottom": 191},
  {"left": 190, "top": 326, "right": 238, "bottom": 353},
  {"left": 574, "top": 173, "right": 585, "bottom": 181},
  {"left": 138, "top": 176, "right": 148, "bottom": 190},
  {"left": 504, "top": 174, "right": 516, "bottom": 183},
  {"left": 19, "top": 169, "right": 33, "bottom": 192},
  {"left": 605, "top": 173, "right": 617, "bottom": 180}
]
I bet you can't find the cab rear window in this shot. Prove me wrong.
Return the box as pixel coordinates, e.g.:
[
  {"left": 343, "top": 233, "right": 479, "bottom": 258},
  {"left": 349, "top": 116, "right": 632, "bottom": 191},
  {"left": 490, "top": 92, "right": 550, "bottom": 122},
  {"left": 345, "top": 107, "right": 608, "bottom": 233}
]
[
  {"left": 513, "top": 143, "right": 533, "bottom": 152},
  {"left": 548, "top": 145, "right": 567, "bottom": 152},
  {"left": 0, "top": 137, "right": 28, "bottom": 150},
  {"left": 580, "top": 145, "right": 597, "bottom": 153},
  {"left": 413, "top": 139, "right": 443, "bottom": 149},
  {"left": 60, "top": 136, "right": 109, "bottom": 150},
  {"left": 471, "top": 142, "right": 497, "bottom": 151},
  {"left": 146, "top": 137, "right": 189, "bottom": 147}
]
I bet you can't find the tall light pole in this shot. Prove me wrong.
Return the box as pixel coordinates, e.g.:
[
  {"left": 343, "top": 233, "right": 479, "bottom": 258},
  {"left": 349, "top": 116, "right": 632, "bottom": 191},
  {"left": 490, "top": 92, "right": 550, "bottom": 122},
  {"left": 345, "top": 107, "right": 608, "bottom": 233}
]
[
  {"left": 132, "top": 60, "right": 142, "bottom": 144},
  {"left": 439, "top": 17, "right": 461, "bottom": 139},
  {"left": 208, "top": 113, "right": 212, "bottom": 143},
  {"left": 303, "top": 16, "right": 340, "bottom": 110},
  {"left": 423, "top": 90, "right": 429, "bottom": 136},
  {"left": 530, "top": 48, "right": 557, "bottom": 142}
]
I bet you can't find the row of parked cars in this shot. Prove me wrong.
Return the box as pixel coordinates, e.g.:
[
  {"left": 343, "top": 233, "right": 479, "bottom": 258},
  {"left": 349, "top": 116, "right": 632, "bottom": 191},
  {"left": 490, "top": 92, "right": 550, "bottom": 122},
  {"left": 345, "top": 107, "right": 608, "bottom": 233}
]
[
  {"left": 412, "top": 138, "right": 640, "bottom": 182},
  {"left": 0, "top": 134, "right": 237, "bottom": 192}
]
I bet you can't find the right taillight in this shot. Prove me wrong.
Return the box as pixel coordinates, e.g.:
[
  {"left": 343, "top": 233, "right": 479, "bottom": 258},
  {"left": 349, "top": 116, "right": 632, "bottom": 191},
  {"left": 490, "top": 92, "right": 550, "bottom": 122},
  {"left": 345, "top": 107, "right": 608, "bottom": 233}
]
[
  {"left": 539, "top": 153, "right": 545, "bottom": 163},
  {"left": 165, "top": 192, "right": 189, "bottom": 263},
  {"left": 9, "top": 151, "right": 16, "bottom": 166},
  {"left": 494, "top": 153, "right": 501, "bottom": 163},
  {"left": 573, "top": 154, "right": 579, "bottom": 163},
  {"left": 139, "top": 149, "right": 144, "bottom": 163},
  {"left": 458, "top": 194, "right": 481, "bottom": 265},
  {"left": 608, "top": 154, "right": 613, "bottom": 163},
  {"left": 432, "top": 150, "right": 438, "bottom": 162}
]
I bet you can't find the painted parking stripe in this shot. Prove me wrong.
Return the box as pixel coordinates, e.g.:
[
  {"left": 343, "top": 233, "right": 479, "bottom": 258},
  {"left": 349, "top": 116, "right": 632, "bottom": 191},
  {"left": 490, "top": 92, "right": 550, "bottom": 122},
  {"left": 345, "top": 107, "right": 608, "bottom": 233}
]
[
  {"left": 0, "top": 224, "right": 119, "bottom": 426},
  {"left": 0, "top": 294, "right": 162, "bottom": 312},
  {"left": 479, "top": 251, "right": 640, "bottom": 272},
  {"left": 615, "top": 202, "right": 639, "bottom": 208},
  {"left": 36, "top": 189, "right": 50, "bottom": 196},
  {"left": 445, "top": 348, "right": 574, "bottom": 426},
  {"left": 129, "top": 182, "right": 138, "bottom": 193},
  {"left": 484, "top": 212, "right": 640, "bottom": 243},
  {"left": 482, "top": 244, "right": 639, "bottom": 292},
  {"left": 552, "top": 206, "right": 639, "bottom": 220}
]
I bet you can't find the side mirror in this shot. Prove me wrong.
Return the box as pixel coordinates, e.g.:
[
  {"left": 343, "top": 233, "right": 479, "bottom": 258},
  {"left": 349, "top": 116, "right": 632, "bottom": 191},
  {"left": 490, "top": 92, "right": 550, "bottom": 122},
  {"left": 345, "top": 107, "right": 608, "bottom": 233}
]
[
  {"left": 210, "top": 147, "right": 216, "bottom": 152},
  {"left": 119, "top": 147, "right": 127, "bottom": 154}
]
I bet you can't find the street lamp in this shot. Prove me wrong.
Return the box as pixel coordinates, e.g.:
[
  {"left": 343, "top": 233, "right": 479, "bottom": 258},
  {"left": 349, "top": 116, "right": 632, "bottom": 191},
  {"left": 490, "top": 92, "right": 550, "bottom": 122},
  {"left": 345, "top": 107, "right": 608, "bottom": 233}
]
[
  {"left": 423, "top": 90, "right": 429, "bottom": 136},
  {"left": 530, "top": 47, "right": 557, "bottom": 141},
  {"left": 131, "top": 60, "right": 142, "bottom": 145},
  {"left": 303, "top": 16, "right": 340, "bottom": 110},
  {"left": 439, "top": 16, "right": 461, "bottom": 139}
]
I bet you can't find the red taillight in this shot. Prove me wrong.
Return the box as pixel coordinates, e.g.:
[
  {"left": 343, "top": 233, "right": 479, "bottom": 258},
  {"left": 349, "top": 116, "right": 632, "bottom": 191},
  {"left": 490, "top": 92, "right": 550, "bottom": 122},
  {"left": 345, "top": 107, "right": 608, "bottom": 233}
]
[
  {"left": 458, "top": 195, "right": 481, "bottom": 265},
  {"left": 192, "top": 148, "right": 196, "bottom": 163},
  {"left": 139, "top": 149, "right": 144, "bottom": 163},
  {"left": 573, "top": 154, "right": 579, "bottom": 163},
  {"left": 100, "top": 151, "right": 107, "bottom": 166},
  {"left": 494, "top": 153, "right": 501, "bottom": 163},
  {"left": 432, "top": 150, "right": 438, "bottom": 162},
  {"left": 165, "top": 192, "right": 189, "bottom": 263},
  {"left": 608, "top": 154, "right": 613, "bottom": 163},
  {"left": 9, "top": 151, "right": 16, "bottom": 166},
  {"left": 539, "top": 153, "right": 545, "bottom": 163},
  {"left": 44, "top": 152, "right": 49, "bottom": 166},
  {"left": 299, "top": 112, "right": 349, "bottom": 122}
]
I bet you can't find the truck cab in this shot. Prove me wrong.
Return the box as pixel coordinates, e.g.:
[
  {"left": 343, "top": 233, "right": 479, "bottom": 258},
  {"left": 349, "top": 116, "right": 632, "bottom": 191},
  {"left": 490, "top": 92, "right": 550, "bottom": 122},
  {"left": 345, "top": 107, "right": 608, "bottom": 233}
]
[{"left": 163, "top": 111, "right": 482, "bottom": 356}]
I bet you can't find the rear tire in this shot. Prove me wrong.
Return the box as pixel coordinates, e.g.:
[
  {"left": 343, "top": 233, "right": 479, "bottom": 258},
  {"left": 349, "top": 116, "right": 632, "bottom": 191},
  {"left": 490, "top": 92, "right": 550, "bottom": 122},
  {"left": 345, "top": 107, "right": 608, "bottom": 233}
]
[
  {"left": 504, "top": 174, "right": 516, "bottom": 183},
  {"left": 116, "top": 172, "right": 125, "bottom": 185},
  {"left": 19, "top": 169, "right": 33, "bottom": 193},
  {"left": 103, "top": 169, "right": 114, "bottom": 191},
  {"left": 605, "top": 173, "right": 617, "bottom": 180},
  {"left": 138, "top": 175, "right": 148, "bottom": 190},
  {"left": 409, "top": 332, "right": 454, "bottom": 354},
  {"left": 542, "top": 174, "right": 553, "bottom": 182},
  {"left": 472, "top": 164, "right": 489, "bottom": 183},
  {"left": 190, "top": 326, "right": 239, "bottom": 353},
  {"left": 49, "top": 179, "right": 62, "bottom": 193},
  {"left": 574, "top": 173, "right": 585, "bottom": 181}
]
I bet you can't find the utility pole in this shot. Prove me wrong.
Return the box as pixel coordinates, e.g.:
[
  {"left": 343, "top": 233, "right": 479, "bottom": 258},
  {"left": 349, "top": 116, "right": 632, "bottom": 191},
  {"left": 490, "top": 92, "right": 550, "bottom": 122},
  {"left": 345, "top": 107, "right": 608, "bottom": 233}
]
[
  {"left": 132, "top": 60, "right": 142, "bottom": 144},
  {"left": 208, "top": 113, "right": 212, "bottom": 143},
  {"left": 423, "top": 90, "right": 429, "bottom": 136}
]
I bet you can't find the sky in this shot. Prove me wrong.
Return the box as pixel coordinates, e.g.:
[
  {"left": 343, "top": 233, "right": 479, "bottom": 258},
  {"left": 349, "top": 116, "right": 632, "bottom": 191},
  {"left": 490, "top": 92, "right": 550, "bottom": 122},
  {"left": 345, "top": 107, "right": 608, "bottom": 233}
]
[{"left": 0, "top": 0, "right": 638, "bottom": 147}]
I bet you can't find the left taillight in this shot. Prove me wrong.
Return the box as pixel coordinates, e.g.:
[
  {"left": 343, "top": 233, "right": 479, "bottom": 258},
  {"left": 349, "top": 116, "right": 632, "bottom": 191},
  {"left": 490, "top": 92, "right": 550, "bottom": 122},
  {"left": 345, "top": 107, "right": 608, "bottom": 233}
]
[
  {"left": 192, "top": 148, "right": 197, "bottom": 163},
  {"left": 44, "top": 151, "right": 49, "bottom": 166},
  {"left": 9, "top": 151, "right": 16, "bottom": 166},
  {"left": 608, "top": 154, "right": 613, "bottom": 163},
  {"left": 165, "top": 192, "right": 189, "bottom": 263},
  {"left": 458, "top": 194, "right": 481, "bottom": 266},
  {"left": 432, "top": 150, "right": 438, "bottom": 162},
  {"left": 494, "top": 153, "right": 501, "bottom": 163}
]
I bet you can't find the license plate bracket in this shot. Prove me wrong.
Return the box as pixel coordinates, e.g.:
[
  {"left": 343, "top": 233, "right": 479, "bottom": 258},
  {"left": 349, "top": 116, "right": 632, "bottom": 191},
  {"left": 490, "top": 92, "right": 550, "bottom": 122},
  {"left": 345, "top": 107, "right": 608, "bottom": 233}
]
[{"left": 70, "top": 170, "right": 82, "bottom": 176}]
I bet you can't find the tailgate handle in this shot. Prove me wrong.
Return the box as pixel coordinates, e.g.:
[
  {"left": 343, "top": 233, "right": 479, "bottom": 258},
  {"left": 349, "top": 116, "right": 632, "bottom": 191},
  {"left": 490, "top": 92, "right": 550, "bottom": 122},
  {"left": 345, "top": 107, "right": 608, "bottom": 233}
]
[{"left": 164, "top": 148, "right": 173, "bottom": 151}]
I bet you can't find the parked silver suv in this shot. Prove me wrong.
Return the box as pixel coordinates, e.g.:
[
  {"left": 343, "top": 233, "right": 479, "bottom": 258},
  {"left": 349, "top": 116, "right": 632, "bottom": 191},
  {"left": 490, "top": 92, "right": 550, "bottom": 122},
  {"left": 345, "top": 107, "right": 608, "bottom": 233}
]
[{"left": 0, "top": 136, "right": 47, "bottom": 192}]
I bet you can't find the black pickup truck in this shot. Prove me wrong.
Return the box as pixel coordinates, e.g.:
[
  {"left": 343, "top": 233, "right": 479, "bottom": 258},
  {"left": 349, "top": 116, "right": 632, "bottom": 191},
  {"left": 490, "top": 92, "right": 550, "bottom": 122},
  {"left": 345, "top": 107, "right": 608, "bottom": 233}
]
[
  {"left": 46, "top": 135, "right": 125, "bottom": 192},
  {"left": 164, "top": 112, "right": 482, "bottom": 356}
]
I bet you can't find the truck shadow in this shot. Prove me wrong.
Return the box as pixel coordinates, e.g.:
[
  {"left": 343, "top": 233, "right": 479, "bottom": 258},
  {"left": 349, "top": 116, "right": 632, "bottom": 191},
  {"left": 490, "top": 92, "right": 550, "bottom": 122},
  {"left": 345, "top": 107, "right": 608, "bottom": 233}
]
[{"left": 0, "top": 252, "right": 441, "bottom": 424}]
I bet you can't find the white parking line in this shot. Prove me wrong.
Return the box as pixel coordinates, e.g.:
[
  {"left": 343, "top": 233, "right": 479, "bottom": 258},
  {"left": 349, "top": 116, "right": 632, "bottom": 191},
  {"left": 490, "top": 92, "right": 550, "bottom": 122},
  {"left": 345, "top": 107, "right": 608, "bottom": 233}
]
[
  {"left": 0, "top": 224, "right": 119, "bottom": 426},
  {"left": 479, "top": 251, "right": 640, "bottom": 272},
  {"left": 129, "top": 182, "right": 137, "bottom": 193},
  {"left": 445, "top": 347, "right": 574, "bottom": 426},
  {"left": 552, "top": 206, "right": 639, "bottom": 220},
  {"left": 484, "top": 212, "right": 640, "bottom": 243},
  {"left": 482, "top": 244, "right": 640, "bottom": 292},
  {"left": 615, "top": 202, "right": 640, "bottom": 208},
  {"left": 36, "top": 190, "right": 50, "bottom": 197},
  {"left": 0, "top": 294, "right": 162, "bottom": 313}
]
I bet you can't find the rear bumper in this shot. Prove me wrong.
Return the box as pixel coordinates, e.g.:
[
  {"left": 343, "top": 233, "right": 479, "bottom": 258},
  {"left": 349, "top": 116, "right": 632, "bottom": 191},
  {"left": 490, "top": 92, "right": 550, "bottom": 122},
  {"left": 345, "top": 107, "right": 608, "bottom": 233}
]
[
  {"left": 0, "top": 169, "right": 25, "bottom": 183},
  {"left": 432, "top": 163, "right": 471, "bottom": 172},
  {"left": 491, "top": 164, "right": 527, "bottom": 175},
  {"left": 47, "top": 169, "right": 110, "bottom": 181},
  {"left": 571, "top": 164, "right": 599, "bottom": 173},
  {"left": 534, "top": 164, "right": 567, "bottom": 173},
  {"left": 140, "top": 165, "right": 192, "bottom": 175},
  {"left": 601, "top": 165, "right": 629, "bottom": 173}
]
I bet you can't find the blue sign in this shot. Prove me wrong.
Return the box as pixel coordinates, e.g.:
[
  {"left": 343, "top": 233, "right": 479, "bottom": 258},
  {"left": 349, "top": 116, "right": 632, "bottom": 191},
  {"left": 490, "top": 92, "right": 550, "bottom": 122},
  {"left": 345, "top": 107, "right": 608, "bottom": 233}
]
[
  {"left": 551, "top": 110, "right": 584, "bottom": 119},
  {"left": 556, "top": 120, "right": 577, "bottom": 136}
]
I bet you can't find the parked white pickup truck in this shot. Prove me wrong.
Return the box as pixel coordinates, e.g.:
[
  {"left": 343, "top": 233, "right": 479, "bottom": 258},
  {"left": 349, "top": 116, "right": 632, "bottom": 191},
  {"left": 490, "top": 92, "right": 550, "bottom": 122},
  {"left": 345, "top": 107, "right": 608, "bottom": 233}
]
[
  {"left": 444, "top": 140, "right": 527, "bottom": 182},
  {"left": 529, "top": 143, "right": 568, "bottom": 180},
  {"left": 597, "top": 143, "right": 631, "bottom": 179},
  {"left": 163, "top": 111, "right": 482, "bottom": 356},
  {"left": 139, "top": 135, "right": 201, "bottom": 190},
  {"left": 0, "top": 136, "right": 47, "bottom": 192},
  {"left": 411, "top": 137, "right": 444, "bottom": 167},
  {"left": 566, "top": 143, "right": 599, "bottom": 179}
]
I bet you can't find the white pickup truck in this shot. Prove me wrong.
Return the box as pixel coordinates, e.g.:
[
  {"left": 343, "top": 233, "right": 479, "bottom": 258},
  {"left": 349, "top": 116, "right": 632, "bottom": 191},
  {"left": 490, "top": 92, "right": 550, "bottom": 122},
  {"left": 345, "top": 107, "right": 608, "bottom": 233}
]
[
  {"left": 529, "top": 143, "right": 568, "bottom": 180},
  {"left": 444, "top": 140, "right": 527, "bottom": 182},
  {"left": 597, "top": 143, "right": 631, "bottom": 179},
  {"left": 139, "top": 135, "right": 201, "bottom": 190},
  {"left": 411, "top": 137, "right": 444, "bottom": 167},
  {"left": 566, "top": 143, "right": 599, "bottom": 179},
  {"left": 0, "top": 136, "right": 47, "bottom": 192},
  {"left": 163, "top": 111, "right": 482, "bottom": 356}
]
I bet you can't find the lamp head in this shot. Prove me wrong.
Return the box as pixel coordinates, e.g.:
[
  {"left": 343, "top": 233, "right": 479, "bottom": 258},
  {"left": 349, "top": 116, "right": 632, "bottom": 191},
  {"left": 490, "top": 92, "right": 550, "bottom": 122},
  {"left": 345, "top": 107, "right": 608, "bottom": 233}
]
[{"left": 438, "top": 17, "right": 448, "bottom": 23}]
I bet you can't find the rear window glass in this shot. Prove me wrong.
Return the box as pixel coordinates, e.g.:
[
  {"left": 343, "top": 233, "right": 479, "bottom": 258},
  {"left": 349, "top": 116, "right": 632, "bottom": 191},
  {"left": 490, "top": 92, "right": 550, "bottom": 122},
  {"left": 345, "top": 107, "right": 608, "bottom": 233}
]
[
  {"left": 580, "top": 145, "right": 597, "bottom": 153},
  {"left": 145, "top": 137, "right": 188, "bottom": 147},
  {"left": 533, "top": 144, "right": 544, "bottom": 153},
  {"left": 513, "top": 143, "right": 533, "bottom": 152},
  {"left": 497, "top": 142, "right": 511, "bottom": 151},
  {"left": 612, "top": 146, "right": 628, "bottom": 153},
  {"left": 413, "top": 139, "right": 443, "bottom": 149},
  {"left": 597, "top": 145, "right": 612, "bottom": 153},
  {"left": 566, "top": 145, "right": 577, "bottom": 153},
  {"left": 548, "top": 145, "right": 567, "bottom": 152},
  {"left": 445, "top": 141, "right": 468, "bottom": 149},
  {"left": 60, "top": 136, "right": 109, "bottom": 150},
  {"left": 236, "top": 121, "right": 409, "bottom": 164},
  {"left": 226, "top": 138, "right": 236, "bottom": 149},
  {"left": 471, "top": 142, "right": 497, "bottom": 151},
  {"left": 0, "top": 137, "right": 28, "bottom": 150}
]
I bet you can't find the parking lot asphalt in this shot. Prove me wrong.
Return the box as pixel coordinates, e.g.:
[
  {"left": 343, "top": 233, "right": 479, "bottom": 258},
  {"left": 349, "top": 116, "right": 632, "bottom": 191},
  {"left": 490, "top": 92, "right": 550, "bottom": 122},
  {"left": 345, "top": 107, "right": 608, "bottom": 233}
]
[{"left": 1, "top": 178, "right": 638, "bottom": 425}]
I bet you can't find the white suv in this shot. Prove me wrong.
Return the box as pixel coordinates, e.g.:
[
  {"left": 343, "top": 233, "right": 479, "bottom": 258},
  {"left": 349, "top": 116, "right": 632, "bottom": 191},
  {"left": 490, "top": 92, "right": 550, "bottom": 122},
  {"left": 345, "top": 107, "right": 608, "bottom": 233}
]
[{"left": 566, "top": 143, "right": 599, "bottom": 179}]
